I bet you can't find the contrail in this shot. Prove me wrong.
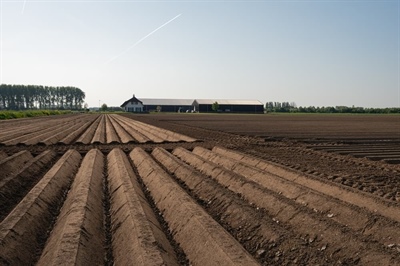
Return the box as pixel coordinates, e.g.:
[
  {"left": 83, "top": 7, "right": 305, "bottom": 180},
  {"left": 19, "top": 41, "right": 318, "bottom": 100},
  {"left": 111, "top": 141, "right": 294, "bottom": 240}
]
[
  {"left": 21, "top": 0, "right": 27, "bottom": 14},
  {"left": 105, "top": 13, "right": 182, "bottom": 65}
]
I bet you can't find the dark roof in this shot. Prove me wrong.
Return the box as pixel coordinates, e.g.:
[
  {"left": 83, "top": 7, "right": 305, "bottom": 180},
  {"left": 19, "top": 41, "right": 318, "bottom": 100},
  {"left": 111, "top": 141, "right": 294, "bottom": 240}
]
[{"left": 121, "top": 96, "right": 143, "bottom": 107}]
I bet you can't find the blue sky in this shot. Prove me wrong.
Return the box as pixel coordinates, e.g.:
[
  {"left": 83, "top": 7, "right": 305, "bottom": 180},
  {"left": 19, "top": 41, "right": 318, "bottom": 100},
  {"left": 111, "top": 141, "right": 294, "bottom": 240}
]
[{"left": 0, "top": 0, "right": 399, "bottom": 108}]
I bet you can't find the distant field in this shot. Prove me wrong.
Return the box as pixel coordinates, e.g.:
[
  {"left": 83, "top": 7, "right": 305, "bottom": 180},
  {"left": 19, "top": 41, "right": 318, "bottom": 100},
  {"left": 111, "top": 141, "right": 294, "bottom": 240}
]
[{"left": 135, "top": 113, "right": 400, "bottom": 140}]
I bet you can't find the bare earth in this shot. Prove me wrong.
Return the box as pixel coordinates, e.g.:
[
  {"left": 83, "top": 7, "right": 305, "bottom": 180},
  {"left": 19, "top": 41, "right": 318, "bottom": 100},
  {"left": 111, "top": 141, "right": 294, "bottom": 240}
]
[{"left": 0, "top": 113, "right": 399, "bottom": 265}]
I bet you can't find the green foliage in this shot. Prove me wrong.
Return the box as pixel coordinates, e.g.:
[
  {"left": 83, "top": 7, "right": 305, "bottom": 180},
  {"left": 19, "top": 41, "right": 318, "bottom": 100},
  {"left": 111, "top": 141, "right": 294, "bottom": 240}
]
[
  {"left": 0, "top": 84, "right": 85, "bottom": 110},
  {"left": 265, "top": 102, "right": 296, "bottom": 113},
  {"left": 212, "top": 101, "right": 219, "bottom": 112},
  {"left": 106, "top": 106, "right": 124, "bottom": 112},
  {"left": 0, "top": 110, "right": 71, "bottom": 120},
  {"left": 101, "top": 103, "right": 108, "bottom": 112},
  {"left": 265, "top": 102, "right": 400, "bottom": 114}
]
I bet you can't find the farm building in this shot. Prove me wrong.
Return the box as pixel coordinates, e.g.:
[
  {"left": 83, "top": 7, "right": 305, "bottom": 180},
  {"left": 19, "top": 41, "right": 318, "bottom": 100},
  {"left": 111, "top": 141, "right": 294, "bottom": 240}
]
[
  {"left": 120, "top": 95, "right": 144, "bottom": 112},
  {"left": 193, "top": 99, "right": 264, "bottom": 113},
  {"left": 140, "top": 98, "right": 194, "bottom": 113},
  {"left": 121, "top": 96, "right": 265, "bottom": 113}
]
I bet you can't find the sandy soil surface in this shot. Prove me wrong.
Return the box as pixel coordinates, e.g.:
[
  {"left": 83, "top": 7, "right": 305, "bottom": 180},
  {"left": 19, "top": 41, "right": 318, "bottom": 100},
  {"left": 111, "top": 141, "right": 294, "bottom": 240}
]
[{"left": 1, "top": 113, "right": 399, "bottom": 265}]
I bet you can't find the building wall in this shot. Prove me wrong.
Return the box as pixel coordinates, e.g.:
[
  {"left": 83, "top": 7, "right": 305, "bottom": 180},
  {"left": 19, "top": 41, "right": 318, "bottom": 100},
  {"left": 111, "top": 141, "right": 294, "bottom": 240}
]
[
  {"left": 197, "top": 104, "right": 263, "bottom": 113},
  {"left": 143, "top": 105, "right": 192, "bottom": 112},
  {"left": 124, "top": 102, "right": 143, "bottom": 112},
  {"left": 123, "top": 98, "right": 263, "bottom": 113}
]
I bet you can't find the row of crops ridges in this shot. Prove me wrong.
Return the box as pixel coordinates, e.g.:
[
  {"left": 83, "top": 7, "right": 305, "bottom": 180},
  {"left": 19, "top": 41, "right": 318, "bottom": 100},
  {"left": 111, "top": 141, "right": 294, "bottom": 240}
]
[
  {"left": 0, "top": 114, "right": 196, "bottom": 146},
  {"left": 1, "top": 146, "right": 400, "bottom": 265},
  {"left": 309, "top": 142, "right": 400, "bottom": 164}
]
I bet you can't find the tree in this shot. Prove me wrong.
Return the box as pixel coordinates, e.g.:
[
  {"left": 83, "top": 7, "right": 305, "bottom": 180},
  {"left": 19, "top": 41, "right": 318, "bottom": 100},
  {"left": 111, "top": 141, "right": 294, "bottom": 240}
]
[
  {"left": 212, "top": 101, "right": 219, "bottom": 112},
  {"left": 0, "top": 84, "right": 85, "bottom": 110},
  {"left": 101, "top": 103, "right": 108, "bottom": 112}
]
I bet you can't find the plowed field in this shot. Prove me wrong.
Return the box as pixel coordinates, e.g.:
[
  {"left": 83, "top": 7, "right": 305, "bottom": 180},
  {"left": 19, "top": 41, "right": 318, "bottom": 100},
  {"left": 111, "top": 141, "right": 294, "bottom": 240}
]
[{"left": 1, "top": 113, "right": 399, "bottom": 265}]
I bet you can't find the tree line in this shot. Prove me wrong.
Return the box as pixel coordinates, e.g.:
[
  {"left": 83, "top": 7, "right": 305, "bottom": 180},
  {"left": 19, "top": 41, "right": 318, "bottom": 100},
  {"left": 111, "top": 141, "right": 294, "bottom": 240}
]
[
  {"left": 0, "top": 84, "right": 86, "bottom": 110},
  {"left": 265, "top": 102, "right": 400, "bottom": 114}
]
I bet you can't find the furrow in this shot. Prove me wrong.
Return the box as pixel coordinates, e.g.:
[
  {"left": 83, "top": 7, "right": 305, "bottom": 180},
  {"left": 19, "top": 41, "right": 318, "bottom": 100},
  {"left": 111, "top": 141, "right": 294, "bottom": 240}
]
[
  {"left": 0, "top": 150, "right": 81, "bottom": 266},
  {"left": 151, "top": 147, "right": 328, "bottom": 265},
  {"left": 0, "top": 120, "right": 60, "bottom": 143},
  {"left": 130, "top": 147, "right": 259, "bottom": 266},
  {"left": 111, "top": 115, "right": 151, "bottom": 143},
  {"left": 105, "top": 115, "right": 120, "bottom": 144},
  {"left": 22, "top": 121, "right": 78, "bottom": 145},
  {"left": 173, "top": 147, "right": 400, "bottom": 265},
  {"left": 0, "top": 116, "right": 82, "bottom": 145},
  {"left": 119, "top": 115, "right": 195, "bottom": 143},
  {"left": 103, "top": 155, "right": 114, "bottom": 266},
  {"left": 107, "top": 148, "right": 178, "bottom": 265},
  {"left": 212, "top": 146, "right": 400, "bottom": 223},
  {"left": 58, "top": 119, "right": 94, "bottom": 144},
  {"left": 39, "top": 121, "right": 87, "bottom": 145},
  {"left": 160, "top": 129, "right": 197, "bottom": 143},
  {"left": 75, "top": 114, "right": 102, "bottom": 144},
  {"left": 0, "top": 122, "right": 43, "bottom": 140},
  {"left": 138, "top": 120, "right": 196, "bottom": 142},
  {"left": 108, "top": 114, "right": 136, "bottom": 143},
  {"left": 118, "top": 116, "right": 164, "bottom": 143},
  {"left": 37, "top": 149, "right": 104, "bottom": 265},
  {"left": 133, "top": 120, "right": 195, "bottom": 143},
  {"left": 192, "top": 146, "right": 400, "bottom": 247},
  {"left": 91, "top": 115, "right": 106, "bottom": 144},
  {"left": 0, "top": 150, "right": 33, "bottom": 179},
  {"left": 0, "top": 150, "right": 58, "bottom": 221},
  {"left": 0, "top": 151, "right": 7, "bottom": 160},
  {"left": 132, "top": 120, "right": 176, "bottom": 142}
]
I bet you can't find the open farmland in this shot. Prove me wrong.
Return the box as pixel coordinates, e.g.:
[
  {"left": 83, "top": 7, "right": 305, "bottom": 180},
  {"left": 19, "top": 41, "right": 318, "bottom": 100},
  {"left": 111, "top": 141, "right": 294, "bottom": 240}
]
[{"left": 1, "top": 113, "right": 400, "bottom": 265}]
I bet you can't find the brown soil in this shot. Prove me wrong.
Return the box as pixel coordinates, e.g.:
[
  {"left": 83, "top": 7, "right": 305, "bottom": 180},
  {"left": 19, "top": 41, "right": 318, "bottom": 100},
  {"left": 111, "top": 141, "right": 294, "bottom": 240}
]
[
  {"left": 132, "top": 113, "right": 400, "bottom": 140},
  {"left": 107, "top": 148, "right": 178, "bottom": 265},
  {"left": 37, "top": 149, "right": 104, "bottom": 265},
  {"left": 0, "top": 150, "right": 33, "bottom": 179},
  {"left": 0, "top": 150, "right": 81, "bottom": 265},
  {"left": 1, "top": 113, "right": 400, "bottom": 265},
  {"left": 0, "top": 150, "right": 58, "bottom": 221}
]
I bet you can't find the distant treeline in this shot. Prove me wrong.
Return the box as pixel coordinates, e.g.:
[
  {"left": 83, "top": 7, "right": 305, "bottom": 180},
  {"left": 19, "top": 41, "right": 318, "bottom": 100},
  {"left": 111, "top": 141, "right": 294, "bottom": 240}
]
[
  {"left": 265, "top": 102, "right": 400, "bottom": 114},
  {"left": 0, "top": 84, "right": 85, "bottom": 110}
]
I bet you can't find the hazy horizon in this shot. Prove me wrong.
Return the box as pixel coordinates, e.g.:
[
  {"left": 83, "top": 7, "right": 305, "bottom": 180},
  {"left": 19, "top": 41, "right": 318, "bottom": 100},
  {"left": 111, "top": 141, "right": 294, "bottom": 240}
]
[{"left": 1, "top": 0, "right": 399, "bottom": 108}]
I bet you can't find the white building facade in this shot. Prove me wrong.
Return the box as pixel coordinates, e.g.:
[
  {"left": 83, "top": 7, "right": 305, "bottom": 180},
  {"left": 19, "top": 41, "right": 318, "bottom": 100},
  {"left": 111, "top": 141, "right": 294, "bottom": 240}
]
[{"left": 121, "top": 95, "right": 144, "bottom": 112}]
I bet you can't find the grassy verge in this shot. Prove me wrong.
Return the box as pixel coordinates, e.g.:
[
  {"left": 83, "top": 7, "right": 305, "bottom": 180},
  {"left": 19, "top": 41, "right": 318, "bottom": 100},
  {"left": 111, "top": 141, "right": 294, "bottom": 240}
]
[{"left": 0, "top": 110, "right": 73, "bottom": 120}]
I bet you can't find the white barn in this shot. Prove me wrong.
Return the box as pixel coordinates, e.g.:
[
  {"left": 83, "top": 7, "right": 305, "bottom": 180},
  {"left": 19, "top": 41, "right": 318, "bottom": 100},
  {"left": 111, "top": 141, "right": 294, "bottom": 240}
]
[{"left": 120, "top": 94, "right": 144, "bottom": 112}]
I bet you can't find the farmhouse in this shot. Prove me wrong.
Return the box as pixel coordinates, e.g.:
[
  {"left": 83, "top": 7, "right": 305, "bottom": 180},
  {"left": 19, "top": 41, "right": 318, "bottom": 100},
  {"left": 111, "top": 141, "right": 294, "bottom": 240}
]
[
  {"left": 140, "top": 98, "right": 194, "bottom": 113},
  {"left": 193, "top": 99, "right": 264, "bottom": 113},
  {"left": 120, "top": 95, "right": 144, "bottom": 112},
  {"left": 121, "top": 96, "right": 264, "bottom": 113}
]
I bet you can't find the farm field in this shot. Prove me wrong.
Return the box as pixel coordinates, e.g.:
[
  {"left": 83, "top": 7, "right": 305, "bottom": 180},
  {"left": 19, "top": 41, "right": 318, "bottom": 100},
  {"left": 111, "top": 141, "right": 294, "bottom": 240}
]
[
  {"left": 130, "top": 113, "right": 400, "bottom": 139},
  {"left": 1, "top": 113, "right": 400, "bottom": 265}
]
